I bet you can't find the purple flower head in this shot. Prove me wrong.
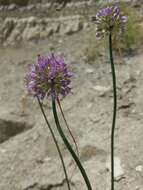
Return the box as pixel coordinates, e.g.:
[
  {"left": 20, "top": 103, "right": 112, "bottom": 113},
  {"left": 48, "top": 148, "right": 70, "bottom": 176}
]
[
  {"left": 92, "top": 5, "right": 127, "bottom": 38},
  {"left": 25, "top": 54, "right": 73, "bottom": 101}
]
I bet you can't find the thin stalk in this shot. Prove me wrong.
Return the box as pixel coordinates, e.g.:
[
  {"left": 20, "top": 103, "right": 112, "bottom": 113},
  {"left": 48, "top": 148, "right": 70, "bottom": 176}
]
[
  {"left": 37, "top": 97, "right": 71, "bottom": 190},
  {"left": 57, "top": 97, "right": 80, "bottom": 180},
  {"left": 52, "top": 99, "right": 92, "bottom": 190},
  {"left": 109, "top": 32, "right": 117, "bottom": 190},
  {"left": 57, "top": 97, "right": 80, "bottom": 158}
]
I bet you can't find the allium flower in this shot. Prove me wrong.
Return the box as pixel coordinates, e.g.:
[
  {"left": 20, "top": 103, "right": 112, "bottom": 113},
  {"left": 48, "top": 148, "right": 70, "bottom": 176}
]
[
  {"left": 25, "top": 54, "right": 73, "bottom": 100},
  {"left": 92, "top": 6, "right": 127, "bottom": 37}
]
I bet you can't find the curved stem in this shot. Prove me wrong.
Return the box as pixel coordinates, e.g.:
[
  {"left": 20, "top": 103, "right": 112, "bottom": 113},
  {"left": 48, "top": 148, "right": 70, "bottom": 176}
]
[
  {"left": 52, "top": 99, "right": 92, "bottom": 190},
  {"left": 37, "top": 97, "right": 71, "bottom": 190},
  {"left": 109, "top": 32, "right": 117, "bottom": 190},
  {"left": 57, "top": 97, "right": 80, "bottom": 180},
  {"left": 57, "top": 97, "right": 80, "bottom": 158}
]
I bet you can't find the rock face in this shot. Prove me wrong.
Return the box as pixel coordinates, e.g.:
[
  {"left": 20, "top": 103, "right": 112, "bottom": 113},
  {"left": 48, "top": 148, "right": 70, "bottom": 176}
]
[
  {"left": 0, "top": 0, "right": 85, "bottom": 5},
  {"left": 0, "top": 119, "right": 31, "bottom": 143},
  {"left": 0, "top": 0, "right": 95, "bottom": 46},
  {"left": 0, "top": 0, "right": 29, "bottom": 6},
  {"left": 1, "top": 15, "right": 83, "bottom": 45},
  {"left": 0, "top": 0, "right": 143, "bottom": 45},
  {"left": 0, "top": 110, "right": 33, "bottom": 143}
]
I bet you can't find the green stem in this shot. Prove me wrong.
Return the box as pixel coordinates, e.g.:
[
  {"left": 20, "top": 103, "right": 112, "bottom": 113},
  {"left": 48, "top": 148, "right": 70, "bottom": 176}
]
[
  {"left": 37, "top": 97, "right": 71, "bottom": 190},
  {"left": 109, "top": 32, "right": 117, "bottom": 190},
  {"left": 52, "top": 99, "right": 92, "bottom": 190},
  {"left": 57, "top": 97, "right": 80, "bottom": 158},
  {"left": 56, "top": 97, "right": 80, "bottom": 180}
]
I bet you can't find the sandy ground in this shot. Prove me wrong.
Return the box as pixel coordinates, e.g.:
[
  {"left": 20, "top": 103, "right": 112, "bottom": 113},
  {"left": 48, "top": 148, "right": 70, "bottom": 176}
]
[{"left": 0, "top": 3, "right": 143, "bottom": 190}]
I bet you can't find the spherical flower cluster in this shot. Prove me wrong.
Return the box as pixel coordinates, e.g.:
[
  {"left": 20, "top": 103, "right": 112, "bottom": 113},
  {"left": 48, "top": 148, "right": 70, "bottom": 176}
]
[
  {"left": 92, "top": 6, "right": 127, "bottom": 37},
  {"left": 25, "top": 54, "right": 73, "bottom": 100}
]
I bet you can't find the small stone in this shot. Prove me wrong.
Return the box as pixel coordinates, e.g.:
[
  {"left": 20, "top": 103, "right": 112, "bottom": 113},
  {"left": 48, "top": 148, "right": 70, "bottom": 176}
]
[
  {"left": 135, "top": 165, "right": 143, "bottom": 172},
  {"left": 0, "top": 148, "right": 7, "bottom": 153},
  {"left": 27, "top": 5, "right": 35, "bottom": 11},
  {"left": 85, "top": 68, "right": 94, "bottom": 74},
  {"left": 135, "top": 185, "right": 141, "bottom": 190},
  {"left": 106, "top": 157, "right": 124, "bottom": 181},
  {"left": 43, "top": 157, "right": 51, "bottom": 162},
  {"left": 92, "top": 85, "right": 111, "bottom": 97},
  {"left": 27, "top": 16, "right": 37, "bottom": 26},
  {"left": 8, "top": 4, "right": 16, "bottom": 11},
  {"left": 58, "top": 39, "right": 63, "bottom": 44}
]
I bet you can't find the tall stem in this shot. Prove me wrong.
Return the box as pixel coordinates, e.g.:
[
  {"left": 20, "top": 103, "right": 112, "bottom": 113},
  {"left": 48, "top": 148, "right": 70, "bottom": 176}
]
[
  {"left": 57, "top": 97, "right": 80, "bottom": 158},
  {"left": 57, "top": 97, "right": 80, "bottom": 180},
  {"left": 37, "top": 97, "right": 71, "bottom": 190},
  {"left": 109, "top": 32, "right": 117, "bottom": 190},
  {"left": 52, "top": 99, "right": 93, "bottom": 190}
]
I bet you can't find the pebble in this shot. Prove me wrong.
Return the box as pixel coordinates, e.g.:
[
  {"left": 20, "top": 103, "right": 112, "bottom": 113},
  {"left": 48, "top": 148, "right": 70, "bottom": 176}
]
[
  {"left": 92, "top": 85, "right": 111, "bottom": 97},
  {"left": 135, "top": 165, "right": 143, "bottom": 172},
  {"left": 0, "top": 148, "right": 7, "bottom": 153},
  {"left": 44, "top": 157, "right": 52, "bottom": 162},
  {"left": 135, "top": 186, "right": 141, "bottom": 190},
  {"left": 106, "top": 157, "right": 124, "bottom": 181},
  {"left": 85, "top": 68, "right": 94, "bottom": 74},
  {"left": 27, "top": 5, "right": 35, "bottom": 11},
  {"left": 8, "top": 4, "right": 16, "bottom": 11}
]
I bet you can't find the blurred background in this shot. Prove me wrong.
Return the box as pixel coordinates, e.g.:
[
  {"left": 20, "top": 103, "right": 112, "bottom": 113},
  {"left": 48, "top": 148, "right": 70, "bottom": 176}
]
[{"left": 0, "top": 0, "right": 143, "bottom": 189}]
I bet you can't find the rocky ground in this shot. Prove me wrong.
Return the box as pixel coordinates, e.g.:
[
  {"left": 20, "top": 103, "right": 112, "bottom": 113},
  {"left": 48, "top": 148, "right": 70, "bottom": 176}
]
[{"left": 0, "top": 0, "right": 143, "bottom": 190}]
